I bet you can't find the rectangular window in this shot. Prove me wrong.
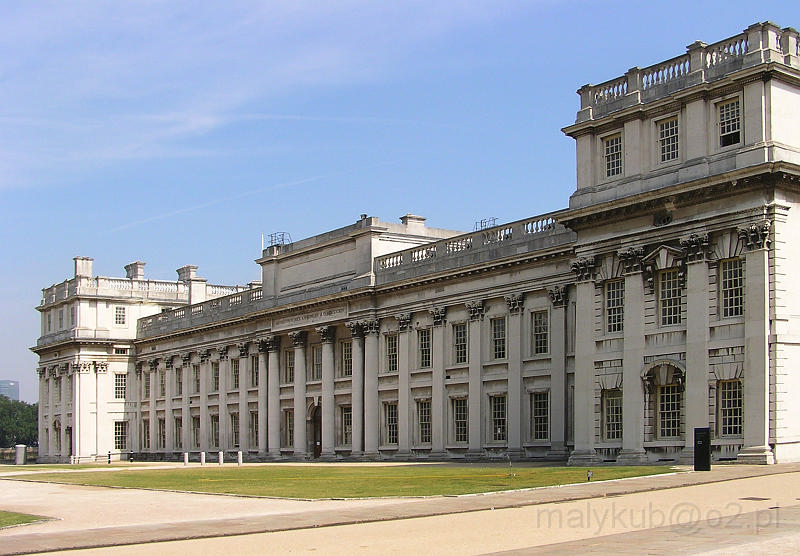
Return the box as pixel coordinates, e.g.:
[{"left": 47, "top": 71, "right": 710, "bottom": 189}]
[
  {"left": 66, "top": 375, "right": 73, "bottom": 403},
  {"left": 54, "top": 377, "right": 61, "bottom": 402},
  {"left": 114, "top": 347, "right": 129, "bottom": 355},
  {"left": 658, "top": 118, "right": 679, "bottom": 162},
  {"left": 175, "top": 369, "right": 183, "bottom": 396},
  {"left": 211, "top": 362, "right": 220, "bottom": 392},
  {"left": 604, "top": 134, "right": 623, "bottom": 177},
  {"left": 191, "top": 416, "right": 200, "bottom": 448},
  {"left": 453, "top": 323, "right": 468, "bottom": 364},
  {"left": 114, "top": 421, "right": 128, "bottom": 451},
  {"left": 453, "top": 398, "right": 468, "bottom": 443},
  {"left": 158, "top": 370, "right": 166, "bottom": 398},
  {"left": 230, "top": 413, "right": 240, "bottom": 448},
  {"left": 250, "top": 355, "right": 259, "bottom": 388},
  {"left": 210, "top": 415, "right": 220, "bottom": 448},
  {"left": 115, "top": 306, "right": 126, "bottom": 325},
  {"left": 249, "top": 411, "right": 258, "bottom": 448},
  {"left": 531, "top": 391, "right": 550, "bottom": 441},
  {"left": 311, "top": 346, "right": 322, "bottom": 380},
  {"left": 157, "top": 419, "right": 166, "bottom": 449},
  {"left": 143, "top": 374, "right": 151, "bottom": 399},
  {"left": 718, "top": 380, "right": 743, "bottom": 437},
  {"left": 491, "top": 317, "right": 506, "bottom": 359},
  {"left": 142, "top": 420, "right": 150, "bottom": 450},
  {"left": 114, "top": 374, "right": 127, "bottom": 400},
  {"left": 70, "top": 306, "right": 76, "bottom": 326},
  {"left": 385, "top": 334, "right": 398, "bottom": 373},
  {"left": 231, "top": 358, "right": 240, "bottom": 390},
  {"left": 341, "top": 406, "right": 353, "bottom": 445},
  {"left": 416, "top": 400, "right": 431, "bottom": 444},
  {"left": 659, "top": 269, "right": 682, "bottom": 326},
  {"left": 283, "top": 409, "right": 294, "bottom": 448},
  {"left": 341, "top": 341, "right": 353, "bottom": 377},
  {"left": 193, "top": 365, "right": 200, "bottom": 394},
  {"left": 721, "top": 258, "right": 743, "bottom": 318},
  {"left": 47, "top": 313, "right": 51, "bottom": 332},
  {"left": 284, "top": 350, "right": 295, "bottom": 383},
  {"left": 418, "top": 328, "right": 431, "bottom": 368},
  {"left": 384, "top": 403, "right": 398, "bottom": 445},
  {"left": 58, "top": 309, "right": 64, "bottom": 329},
  {"left": 658, "top": 384, "right": 682, "bottom": 438},
  {"left": 174, "top": 417, "right": 182, "bottom": 450},
  {"left": 605, "top": 280, "right": 624, "bottom": 333},
  {"left": 532, "top": 311, "right": 549, "bottom": 354},
  {"left": 491, "top": 395, "right": 507, "bottom": 442},
  {"left": 602, "top": 389, "right": 623, "bottom": 441},
  {"left": 719, "top": 99, "right": 740, "bottom": 147}
]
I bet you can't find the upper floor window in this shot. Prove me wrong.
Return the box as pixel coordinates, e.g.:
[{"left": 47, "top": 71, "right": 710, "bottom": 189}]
[
  {"left": 210, "top": 362, "right": 220, "bottom": 392},
  {"left": 115, "top": 306, "right": 126, "bottom": 325},
  {"left": 658, "top": 118, "right": 679, "bottom": 162},
  {"left": 418, "top": 328, "right": 431, "bottom": 368},
  {"left": 532, "top": 310, "right": 549, "bottom": 355},
  {"left": 231, "top": 358, "right": 240, "bottom": 390},
  {"left": 250, "top": 354, "right": 259, "bottom": 387},
  {"left": 604, "top": 134, "right": 623, "bottom": 178},
  {"left": 720, "top": 258, "right": 743, "bottom": 318},
  {"left": 718, "top": 99, "right": 740, "bottom": 147},
  {"left": 385, "top": 334, "right": 398, "bottom": 373},
  {"left": 58, "top": 310, "right": 64, "bottom": 329},
  {"left": 605, "top": 280, "right": 624, "bottom": 333},
  {"left": 452, "top": 323, "right": 468, "bottom": 364},
  {"left": 283, "top": 350, "right": 295, "bottom": 383},
  {"left": 114, "top": 374, "right": 127, "bottom": 400},
  {"left": 491, "top": 317, "right": 506, "bottom": 359},
  {"left": 659, "top": 269, "right": 682, "bottom": 326},
  {"left": 340, "top": 341, "right": 353, "bottom": 377},
  {"left": 311, "top": 345, "right": 322, "bottom": 380},
  {"left": 70, "top": 306, "right": 76, "bottom": 326}
]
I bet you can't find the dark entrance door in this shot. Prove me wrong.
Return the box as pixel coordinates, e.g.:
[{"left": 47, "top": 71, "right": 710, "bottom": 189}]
[{"left": 312, "top": 405, "right": 322, "bottom": 458}]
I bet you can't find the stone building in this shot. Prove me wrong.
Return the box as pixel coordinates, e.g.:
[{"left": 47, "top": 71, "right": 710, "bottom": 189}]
[{"left": 33, "top": 22, "right": 800, "bottom": 465}]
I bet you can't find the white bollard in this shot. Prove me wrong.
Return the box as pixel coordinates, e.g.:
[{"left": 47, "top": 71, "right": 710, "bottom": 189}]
[
  {"left": 183, "top": 452, "right": 189, "bottom": 466},
  {"left": 237, "top": 451, "right": 243, "bottom": 466},
  {"left": 200, "top": 451, "right": 206, "bottom": 466},
  {"left": 218, "top": 451, "right": 224, "bottom": 466}
]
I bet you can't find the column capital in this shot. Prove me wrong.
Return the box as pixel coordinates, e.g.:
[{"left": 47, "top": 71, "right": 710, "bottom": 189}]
[
  {"left": 429, "top": 306, "right": 447, "bottom": 326},
  {"left": 571, "top": 256, "right": 598, "bottom": 281},
  {"left": 289, "top": 330, "right": 307, "bottom": 347},
  {"left": 148, "top": 359, "right": 160, "bottom": 372},
  {"left": 135, "top": 361, "right": 144, "bottom": 375},
  {"left": 680, "top": 233, "right": 710, "bottom": 263},
  {"left": 362, "top": 319, "right": 381, "bottom": 335},
  {"left": 316, "top": 325, "right": 336, "bottom": 343},
  {"left": 738, "top": 220, "right": 771, "bottom": 251},
  {"left": 616, "top": 248, "right": 645, "bottom": 274},
  {"left": 465, "top": 299, "right": 485, "bottom": 321},
  {"left": 165, "top": 356, "right": 175, "bottom": 369},
  {"left": 181, "top": 352, "right": 193, "bottom": 366},
  {"left": 237, "top": 342, "right": 250, "bottom": 357},
  {"left": 396, "top": 313, "right": 411, "bottom": 331},
  {"left": 94, "top": 361, "right": 108, "bottom": 374},
  {"left": 345, "top": 320, "right": 364, "bottom": 338},
  {"left": 217, "top": 345, "right": 229, "bottom": 361},
  {"left": 258, "top": 335, "right": 281, "bottom": 353},
  {"left": 61, "top": 362, "right": 71, "bottom": 375},
  {"left": 547, "top": 285, "right": 568, "bottom": 308},
  {"left": 200, "top": 349, "right": 212, "bottom": 363},
  {"left": 504, "top": 293, "right": 525, "bottom": 314}
]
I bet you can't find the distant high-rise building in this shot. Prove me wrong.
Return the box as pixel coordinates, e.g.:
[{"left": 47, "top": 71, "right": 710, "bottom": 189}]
[{"left": 0, "top": 380, "right": 20, "bottom": 401}]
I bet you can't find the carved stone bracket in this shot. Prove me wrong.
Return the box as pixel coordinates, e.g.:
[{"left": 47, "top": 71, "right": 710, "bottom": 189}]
[
  {"left": 680, "top": 234, "right": 710, "bottom": 263},
  {"left": 200, "top": 349, "right": 212, "bottom": 363},
  {"left": 504, "top": 293, "right": 525, "bottom": 314},
  {"left": 362, "top": 319, "right": 381, "bottom": 336},
  {"left": 466, "top": 300, "right": 485, "bottom": 321},
  {"left": 259, "top": 335, "right": 281, "bottom": 353},
  {"left": 237, "top": 343, "right": 250, "bottom": 357},
  {"left": 617, "top": 248, "right": 645, "bottom": 274},
  {"left": 738, "top": 221, "right": 771, "bottom": 251},
  {"left": 571, "top": 256, "right": 597, "bottom": 281},
  {"left": 316, "top": 325, "right": 335, "bottom": 343},
  {"left": 345, "top": 321, "right": 364, "bottom": 338},
  {"left": 396, "top": 313, "right": 411, "bottom": 331},
  {"left": 289, "top": 330, "right": 307, "bottom": 347},
  {"left": 429, "top": 306, "right": 447, "bottom": 326},
  {"left": 547, "top": 286, "right": 568, "bottom": 308}
]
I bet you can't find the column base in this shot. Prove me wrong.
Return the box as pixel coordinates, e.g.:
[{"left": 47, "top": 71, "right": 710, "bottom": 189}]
[
  {"left": 737, "top": 445, "right": 775, "bottom": 465},
  {"left": 466, "top": 450, "right": 484, "bottom": 461},
  {"left": 319, "top": 452, "right": 337, "bottom": 462},
  {"left": 617, "top": 449, "right": 648, "bottom": 465},
  {"left": 362, "top": 450, "right": 381, "bottom": 461},
  {"left": 567, "top": 450, "right": 602, "bottom": 466}
]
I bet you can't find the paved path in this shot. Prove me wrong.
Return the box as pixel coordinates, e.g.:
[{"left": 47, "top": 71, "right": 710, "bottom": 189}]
[{"left": 2, "top": 463, "right": 800, "bottom": 554}]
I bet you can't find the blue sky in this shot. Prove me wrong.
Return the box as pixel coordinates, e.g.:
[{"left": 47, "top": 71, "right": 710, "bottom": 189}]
[{"left": 2, "top": 1, "right": 796, "bottom": 402}]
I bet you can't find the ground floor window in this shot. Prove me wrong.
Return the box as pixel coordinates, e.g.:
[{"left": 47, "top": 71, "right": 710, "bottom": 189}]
[
  {"left": 384, "top": 402, "right": 398, "bottom": 445},
  {"left": 602, "top": 389, "right": 622, "bottom": 441},
  {"left": 174, "top": 417, "right": 182, "bottom": 450},
  {"left": 191, "top": 416, "right": 200, "bottom": 448},
  {"left": 210, "top": 415, "right": 220, "bottom": 448},
  {"left": 157, "top": 418, "right": 166, "bottom": 449},
  {"left": 142, "top": 419, "right": 150, "bottom": 450},
  {"left": 718, "top": 379, "right": 743, "bottom": 437},
  {"left": 531, "top": 391, "right": 549, "bottom": 441},
  {"left": 490, "top": 395, "right": 507, "bottom": 442},
  {"left": 249, "top": 411, "right": 258, "bottom": 448},
  {"left": 283, "top": 409, "right": 294, "bottom": 448},
  {"left": 114, "top": 421, "right": 128, "bottom": 451},
  {"left": 658, "top": 384, "right": 682, "bottom": 439},
  {"left": 417, "top": 400, "right": 431, "bottom": 444},
  {"left": 452, "top": 398, "right": 468, "bottom": 443},
  {"left": 341, "top": 406, "right": 352, "bottom": 446},
  {"left": 230, "top": 413, "right": 240, "bottom": 448}
]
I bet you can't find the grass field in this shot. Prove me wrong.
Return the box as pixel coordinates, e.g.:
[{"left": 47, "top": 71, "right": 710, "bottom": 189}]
[
  {"left": 21, "top": 464, "right": 674, "bottom": 499},
  {"left": 0, "top": 510, "right": 46, "bottom": 529}
]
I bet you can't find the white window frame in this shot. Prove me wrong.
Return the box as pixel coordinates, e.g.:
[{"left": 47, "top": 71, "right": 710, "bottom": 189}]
[
  {"left": 657, "top": 116, "right": 679, "bottom": 163},
  {"left": 603, "top": 133, "right": 623, "bottom": 178},
  {"left": 718, "top": 97, "right": 741, "bottom": 148}
]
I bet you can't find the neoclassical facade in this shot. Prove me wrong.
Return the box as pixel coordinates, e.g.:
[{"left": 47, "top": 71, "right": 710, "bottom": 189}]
[{"left": 34, "top": 22, "right": 800, "bottom": 465}]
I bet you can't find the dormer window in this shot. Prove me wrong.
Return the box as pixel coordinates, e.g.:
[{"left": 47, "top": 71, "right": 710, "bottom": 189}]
[
  {"left": 603, "top": 134, "right": 623, "bottom": 178},
  {"left": 718, "top": 99, "right": 740, "bottom": 147}
]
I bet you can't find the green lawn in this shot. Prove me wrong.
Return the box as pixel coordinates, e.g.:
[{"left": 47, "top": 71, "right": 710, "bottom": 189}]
[
  {"left": 21, "top": 464, "right": 674, "bottom": 499},
  {"left": 0, "top": 510, "right": 46, "bottom": 528}
]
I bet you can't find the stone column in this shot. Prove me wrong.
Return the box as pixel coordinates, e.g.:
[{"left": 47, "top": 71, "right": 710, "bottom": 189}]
[
  {"left": 397, "top": 314, "right": 411, "bottom": 455},
  {"left": 504, "top": 294, "right": 524, "bottom": 457},
  {"left": 737, "top": 222, "right": 774, "bottom": 464},
  {"left": 466, "top": 300, "right": 485, "bottom": 458},
  {"left": 37, "top": 369, "right": 46, "bottom": 459},
  {"left": 263, "top": 337, "right": 280, "bottom": 458},
  {"left": 164, "top": 358, "right": 174, "bottom": 453},
  {"left": 681, "top": 236, "right": 711, "bottom": 462},
  {"left": 133, "top": 364, "right": 142, "bottom": 453},
  {"left": 148, "top": 361, "right": 157, "bottom": 453},
  {"left": 547, "top": 287, "right": 568, "bottom": 458},
  {"left": 363, "top": 320, "right": 380, "bottom": 457},
  {"left": 181, "top": 354, "right": 192, "bottom": 453},
  {"left": 430, "top": 308, "right": 447, "bottom": 456},
  {"left": 217, "top": 346, "right": 229, "bottom": 450},
  {"left": 199, "top": 350, "right": 211, "bottom": 452},
  {"left": 568, "top": 258, "right": 601, "bottom": 465},
  {"left": 347, "top": 322, "right": 365, "bottom": 455},
  {"left": 237, "top": 343, "right": 250, "bottom": 453},
  {"left": 60, "top": 368, "right": 67, "bottom": 459},
  {"left": 617, "top": 248, "right": 647, "bottom": 464},
  {"left": 317, "top": 326, "right": 336, "bottom": 459},
  {"left": 290, "top": 331, "right": 307, "bottom": 459}
]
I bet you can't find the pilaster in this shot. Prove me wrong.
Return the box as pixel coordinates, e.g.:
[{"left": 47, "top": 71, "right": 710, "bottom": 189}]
[
  {"left": 346, "top": 321, "right": 365, "bottom": 455},
  {"left": 317, "top": 326, "right": 336, "bottom": 459},
  {"left": 289, "top": 331, "right": 308, "bottom": 459},
  {"left": 547, "top": 286, "right": 568, "bottom": 459},
  {"left": 466, "top": 300, "right": 484, "bottom": 458},
  {"left": 504, "top": 293, "right": 524, "bottom": 458},
  {"left": 363, "top": 319, "right": 380, "bottom": 458}
]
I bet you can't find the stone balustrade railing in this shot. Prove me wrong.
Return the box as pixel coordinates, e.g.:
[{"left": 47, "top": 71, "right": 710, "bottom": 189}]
[{"left": 576, "top": 22, "right": 800, "bottom": 121}]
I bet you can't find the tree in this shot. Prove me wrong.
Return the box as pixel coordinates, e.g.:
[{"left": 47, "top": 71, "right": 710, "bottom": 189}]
[{"left": 0, "top": 395, "right": 37, "bottom": 447}]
